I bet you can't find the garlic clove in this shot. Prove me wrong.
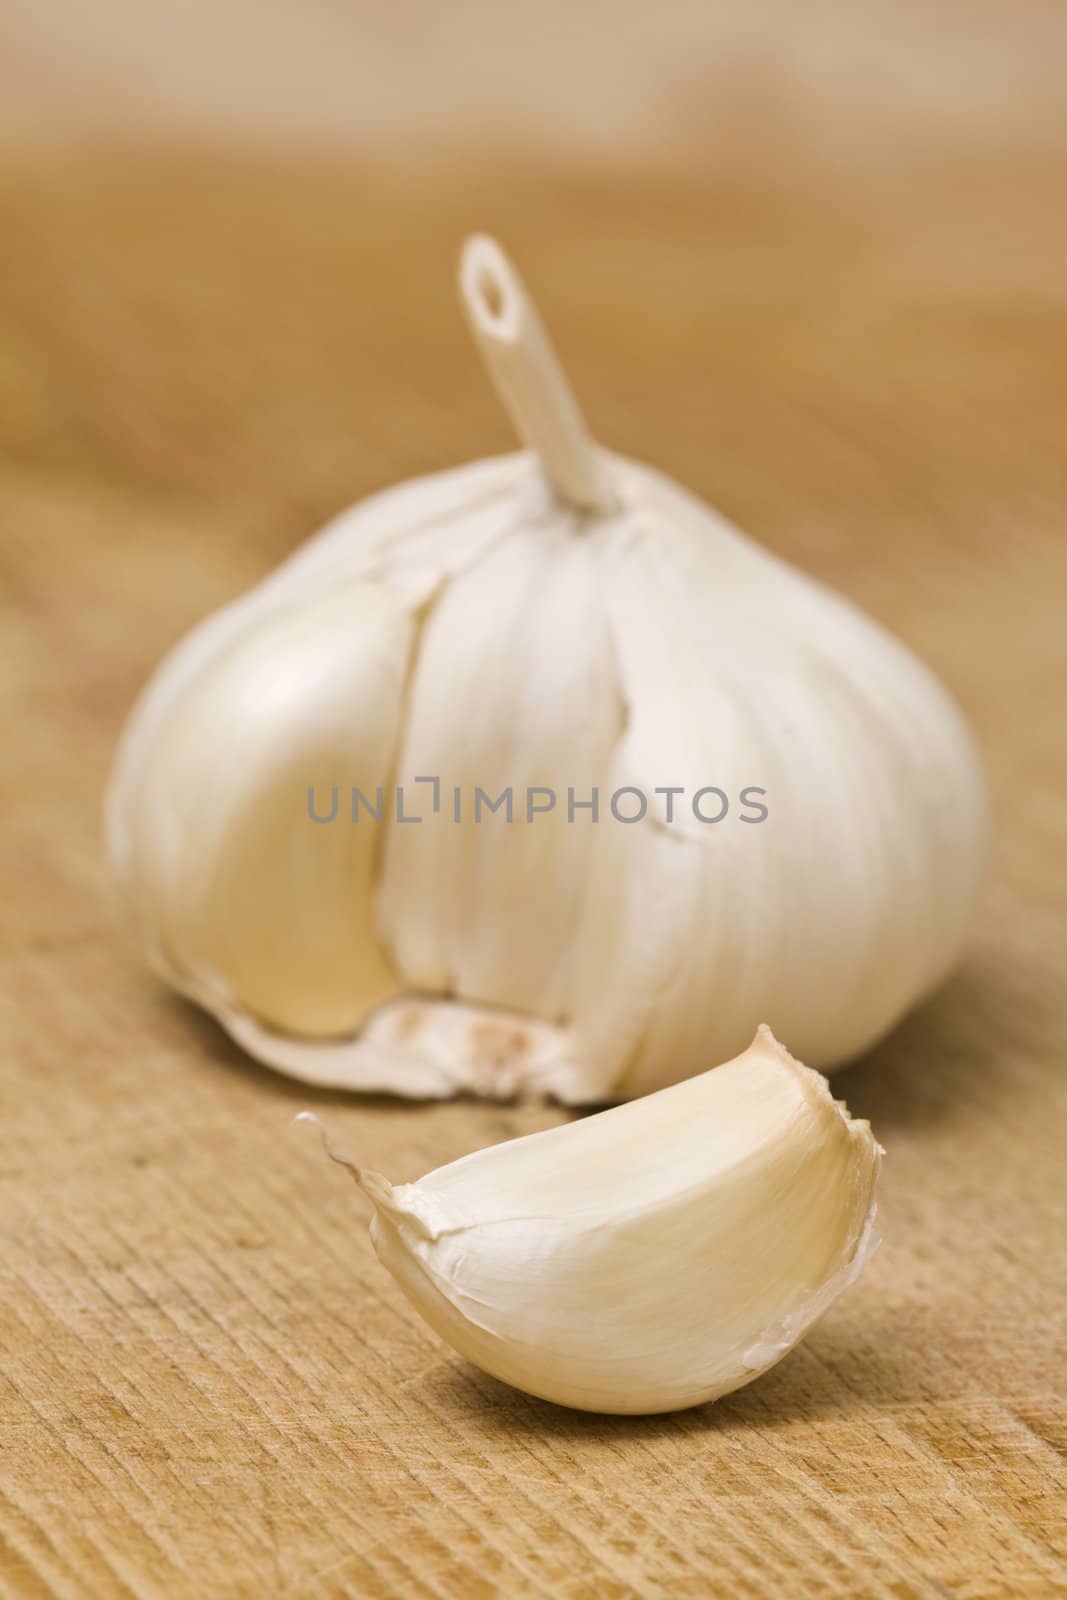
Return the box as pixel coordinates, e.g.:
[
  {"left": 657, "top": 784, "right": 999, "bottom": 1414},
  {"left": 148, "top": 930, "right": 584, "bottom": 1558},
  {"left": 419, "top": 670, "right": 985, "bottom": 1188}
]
[
  {"left": 564, "top": 461, "right": 990, "bottom": 1097},
  {"left": 106, "top": 460, "right": 533, "bottom": 1083},
  {"left": 115, "top": 580, "right": 416, "bottom": 1038},
  {"left": 311, "top": 1026, "right": 882, "bottom": 1414},
  {"left": 378, "top": 519, "right": 624, "bottom": 1019}
]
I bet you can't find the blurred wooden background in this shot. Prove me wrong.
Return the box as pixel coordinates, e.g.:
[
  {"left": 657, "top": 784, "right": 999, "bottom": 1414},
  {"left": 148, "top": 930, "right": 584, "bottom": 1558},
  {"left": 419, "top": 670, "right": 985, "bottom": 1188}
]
[
  {"left": 1, "top": 5, "right": 1066, "bottom": 1597},
  {"left": 2, "top": 0, "right": 1066, "bottom": 172}
]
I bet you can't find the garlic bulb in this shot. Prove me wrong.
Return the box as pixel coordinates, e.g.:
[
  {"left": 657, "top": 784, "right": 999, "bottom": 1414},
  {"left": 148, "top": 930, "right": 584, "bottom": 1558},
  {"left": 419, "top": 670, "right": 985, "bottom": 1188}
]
[
  {"left": 305, "top": 1027, "right": 882, "bottom": 1414},
  {"left": 108, "top": 234, "right": 988, "bottom": 1103}
]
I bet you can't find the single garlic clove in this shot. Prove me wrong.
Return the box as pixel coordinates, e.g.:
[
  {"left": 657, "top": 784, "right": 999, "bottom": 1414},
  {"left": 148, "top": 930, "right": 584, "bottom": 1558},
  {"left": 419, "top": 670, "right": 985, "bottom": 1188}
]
[
  {"left": 378, "top": 519, "right": 624, "bottom": 1019},
  {"left": 310, "top": 1026, "right": 882, "bottom": 1415},
  {"left": 113, "top": 581, "right": 416, "bottom": 1038},
  {"left": 564, "top": 477, "right": 990, "bottom": 1097}
]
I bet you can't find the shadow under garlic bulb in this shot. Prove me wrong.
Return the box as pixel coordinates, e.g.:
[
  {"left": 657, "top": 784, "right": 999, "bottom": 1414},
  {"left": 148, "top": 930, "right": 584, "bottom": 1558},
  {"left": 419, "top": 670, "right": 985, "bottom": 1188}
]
[{"left": 107, "top": 235, "right": 989, "bottom": 1103}]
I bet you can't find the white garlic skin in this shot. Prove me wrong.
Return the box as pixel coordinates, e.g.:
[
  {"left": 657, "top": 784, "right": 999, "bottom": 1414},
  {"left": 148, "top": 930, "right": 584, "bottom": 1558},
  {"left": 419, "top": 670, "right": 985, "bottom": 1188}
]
[
  {"left": 107, "top": 237, "right": 989, "bottom": 1103},
  {"left": 326, "top": 1027, "right": 881, "bottom": 1415},
  {"left": 107, "top": 449, "right": 988, "bottom": 1101}
]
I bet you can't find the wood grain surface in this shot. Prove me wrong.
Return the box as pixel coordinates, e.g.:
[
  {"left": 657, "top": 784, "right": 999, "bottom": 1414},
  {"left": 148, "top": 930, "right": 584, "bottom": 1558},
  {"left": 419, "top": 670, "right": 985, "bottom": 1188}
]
[{"left": 1, "top": 147, "right": 1065, "bottom": 1598}]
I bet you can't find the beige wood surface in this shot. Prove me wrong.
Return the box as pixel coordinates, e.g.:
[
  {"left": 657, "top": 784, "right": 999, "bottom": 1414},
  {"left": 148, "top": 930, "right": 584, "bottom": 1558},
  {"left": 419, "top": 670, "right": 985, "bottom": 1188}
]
[{"left": 0, "top": 149, "right": 1065, "bottom": 1598}]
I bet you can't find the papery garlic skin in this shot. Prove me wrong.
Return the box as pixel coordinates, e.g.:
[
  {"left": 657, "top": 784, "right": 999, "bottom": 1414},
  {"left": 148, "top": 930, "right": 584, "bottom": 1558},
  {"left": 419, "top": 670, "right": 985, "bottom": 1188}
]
[
  {"left": 311, "top": 1027, "right": 882, "bottom": 1414},
  {"left": 107, "top": 235, "right": 988, "bottom": 1102}
]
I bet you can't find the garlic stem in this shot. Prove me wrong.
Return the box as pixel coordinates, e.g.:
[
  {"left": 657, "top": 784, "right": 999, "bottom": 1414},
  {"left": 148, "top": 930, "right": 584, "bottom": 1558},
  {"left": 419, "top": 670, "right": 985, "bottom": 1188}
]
[{"left": 459, "top": 234, "right": 618, "bottom": 516}]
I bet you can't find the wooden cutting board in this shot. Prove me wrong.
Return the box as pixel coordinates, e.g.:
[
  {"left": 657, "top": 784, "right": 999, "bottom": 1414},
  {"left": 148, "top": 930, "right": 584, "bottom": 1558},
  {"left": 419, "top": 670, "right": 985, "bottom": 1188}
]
[{"left": 1, "top": 150, "right": 1064, "bottom": 1599}]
